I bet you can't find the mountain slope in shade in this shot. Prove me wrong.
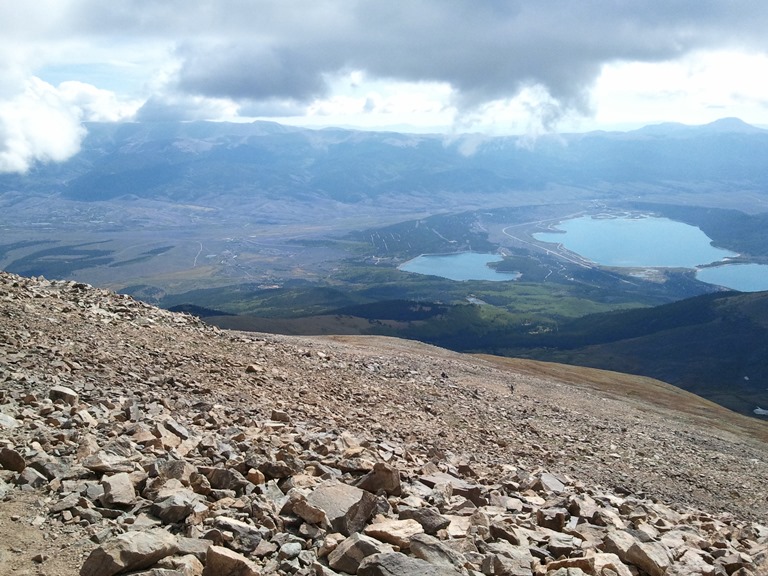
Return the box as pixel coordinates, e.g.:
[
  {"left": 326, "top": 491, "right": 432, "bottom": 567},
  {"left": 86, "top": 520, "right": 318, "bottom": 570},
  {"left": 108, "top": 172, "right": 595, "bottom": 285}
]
[{"left": 514, "top": 290, "right": 768, "bottom": 416}]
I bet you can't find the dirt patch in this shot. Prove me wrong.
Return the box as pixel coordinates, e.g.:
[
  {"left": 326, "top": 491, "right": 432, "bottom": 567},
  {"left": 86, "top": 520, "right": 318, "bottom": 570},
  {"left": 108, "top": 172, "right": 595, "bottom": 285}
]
[{"left": 0, "top": 491, "right": 90, "bottom": 576}]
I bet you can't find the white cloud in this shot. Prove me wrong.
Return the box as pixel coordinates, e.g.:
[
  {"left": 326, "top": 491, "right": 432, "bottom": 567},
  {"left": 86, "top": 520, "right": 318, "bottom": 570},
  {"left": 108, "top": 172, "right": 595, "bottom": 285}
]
[
  {"left": 0, "top": 76, "right": 140, "bottom": 174},
  {"left": 592, "top": 50, "right": 768, "bottom": 129},
  {"left": 1, "top": 0, "right": 768, "bottom": 165},
  {"left": 0, "top": 77, "right": 85, "bottom": 173},
  {"left": 58, "top": 80, "right": 141, "bottom": 122},
  {"left": 134, "top": 92, "right": 239, "bottom": 122},
  {"left": 300, "top": 74, "right": 455, "bottom": 130}
]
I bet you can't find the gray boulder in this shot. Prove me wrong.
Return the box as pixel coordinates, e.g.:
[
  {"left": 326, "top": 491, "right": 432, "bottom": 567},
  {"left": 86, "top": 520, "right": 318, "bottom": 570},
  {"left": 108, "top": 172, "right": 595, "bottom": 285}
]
[
  {"left": 307, "top": 480, "right": 377, "bottom": 536},
  {"left": 357, "top": 552, "right": 463, "bottom": 576},
  {"left": 327, "top": 533, "right": 393, "bottom": 574},
  {"left": 79, "top": 528, "right": 178, "bottom": 576}
]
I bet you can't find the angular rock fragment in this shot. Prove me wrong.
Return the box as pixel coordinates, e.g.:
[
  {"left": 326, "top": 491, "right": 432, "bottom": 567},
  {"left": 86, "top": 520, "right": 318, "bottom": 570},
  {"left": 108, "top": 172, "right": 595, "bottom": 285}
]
[
  {"left": 364, "top": 517, "right": 424, "bottom": 549},
  {"left": 355, "top": 462, "right": 402, "bottom": 496},
  {"left": 16, "top": 466, "right": 47, "bottom": 488},
  {"left": 546, "top": 553, "right": 633, "bottom": 576},
  {"left": 29, "top": 456, "right": 72, "bottom": 481},
  {"left": 205, "top": 467, "right": 250, "bottom": 492},
  {"left": 604, "top": 532, "right": 671, "bottom": 576},
  {"left": 444, "top": 515, "right": 471, "bottom": 539},
  {"left": 306, "top": 480, "right": 378, "bottom": 535},
  {"left": 252, "top": 539, "right": 278, "bottom": 558},
  {"left": 399, "top": 507, "right": 451, "bottom": 535},
  {"left": 151, "top": 487, "right": 206, "bottom": 523},
  {"left": 327, "top": 533, "right": 393, "bottom": 574},
  {"left": 213, "top": 516, "right": 268, "bottom": 554},
  {"left": 419, "top": 472, "right": 487, "bottom": 507},
  {"left": 0, "top": 413, "right": 19, "bottom": 428},
  {"left": 0, "top": 447, "right": 26, "bottom": 472},
  {"left": 158, "top": 553, "right": 205, "bottom": 575},
  {"left": 154, "top": 459, "right": 197, "bottom": 485},
  {"left": 548, "top": 532, "right": 582, "bottom": 558},
  {"left": 83, "top": 439, "right": 142, "bottom": 474},
  {"left": 318, "top": 533, "right": 347, "bottom": 558},
  {"left": 101, "top": 472, "right": 137, "bottom": 507},
  {"left": 627, "top": 542, "right": 672, "bottom": 576},
  {"left": 409, "top": 533, "right": 468, "bottom": 571},
  {"left": 668, "top": 549, "right": 716, "bottom": 576},
  {"left": 717, "top": 552, "right": 750, "bottom": 576},
  {"left": 534, "top": 472, "right": 566, "bottom": 494},
  {"left": 176, "top": 536, "right": 211, "bottom": 561},
  {"left": 49, "top": 385, "right": 79, "bottom": 405},
  {"left": 51, "top": 492, "right": 82, "bottom": 513},
  {"left": 75, "top": 408, "right": 98, "bottom": 427},
  {"left": 271, "top": 408, "right": 291, "bottom": 422},
  {"left": 489, "top": 521, "right": 525, "bottom": 545},
  {"left": 279, "top": 541, "right": 302, "bottom": 560},
  {"left": 163, "top": 417, "right": 190, "bottom": 439},
  {"left": 291, "top": 492, "right": 330, "bottom": 525},
  {"left": 80, "top": 528, "right": 178, "bottom": 576},
  {"left": 547, "top": 568, "right": 588, "bottom": 576},
  {"left": 202, "top": 545, "right": 260, "bottom": 576},
  {"left": 357, "top": 552, "right": 463, "bottom": 576},
  {"left": 483, "top": 541, "right": 534, "bottom": 576},
  {"left": 537, "top": 506, "right": 569, "bottom": 531}
]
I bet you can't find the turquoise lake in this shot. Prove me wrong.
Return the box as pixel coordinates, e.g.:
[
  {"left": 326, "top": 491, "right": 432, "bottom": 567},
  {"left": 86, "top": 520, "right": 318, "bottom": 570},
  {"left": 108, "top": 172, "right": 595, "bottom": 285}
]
[
  {"left": 696, "top": 264, "right": 768, "bottom": 292},
  {"left": 533, "top": 215, "right": 768, "bottom": 292},
  {"left": 398, "top": 252, "right": 520, "bottom": 282},
  {"left": 397, "top": 216, "right": 767, "bottom": 291},
  {"left": 533, "top": 216, "right": 737, "bottom": 268}
]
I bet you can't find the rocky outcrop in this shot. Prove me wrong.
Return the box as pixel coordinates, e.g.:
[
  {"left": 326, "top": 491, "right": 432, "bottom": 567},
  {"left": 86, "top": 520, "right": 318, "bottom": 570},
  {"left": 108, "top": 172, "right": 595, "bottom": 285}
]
[{"left": 1, "top": 271, "right": 768, "bottom": 575}]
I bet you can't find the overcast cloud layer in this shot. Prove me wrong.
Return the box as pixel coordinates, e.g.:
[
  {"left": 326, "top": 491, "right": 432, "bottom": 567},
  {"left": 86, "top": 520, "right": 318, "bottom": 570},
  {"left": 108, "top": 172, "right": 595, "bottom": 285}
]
[{"left": 2, "top": 0, "right": 768, "bottom": 172}]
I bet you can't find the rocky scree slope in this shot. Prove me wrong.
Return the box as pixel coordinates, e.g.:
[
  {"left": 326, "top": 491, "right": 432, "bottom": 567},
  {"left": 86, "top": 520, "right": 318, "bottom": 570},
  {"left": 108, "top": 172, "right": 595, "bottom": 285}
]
[{"left": 0, "top": 271, "right": 767, "bottom": 576}]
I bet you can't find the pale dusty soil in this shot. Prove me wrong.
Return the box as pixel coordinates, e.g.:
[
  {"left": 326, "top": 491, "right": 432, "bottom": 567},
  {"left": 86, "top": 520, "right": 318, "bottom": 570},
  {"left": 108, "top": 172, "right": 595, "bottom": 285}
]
[{"left": 0, "top": 492, "right": 90, "bottom": 576}]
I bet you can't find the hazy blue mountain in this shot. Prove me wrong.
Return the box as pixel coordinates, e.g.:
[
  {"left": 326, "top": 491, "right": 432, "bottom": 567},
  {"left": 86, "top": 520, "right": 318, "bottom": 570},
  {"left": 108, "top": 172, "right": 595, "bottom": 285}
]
[{"left": 4, "top": 118, "right": 768, "bottom": 204}]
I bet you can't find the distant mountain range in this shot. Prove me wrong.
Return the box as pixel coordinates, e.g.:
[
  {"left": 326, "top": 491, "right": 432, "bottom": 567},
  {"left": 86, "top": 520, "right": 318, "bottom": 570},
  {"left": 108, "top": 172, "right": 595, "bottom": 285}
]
[{"left": 4, "top": 117, "right": 768, "bottom": 204}]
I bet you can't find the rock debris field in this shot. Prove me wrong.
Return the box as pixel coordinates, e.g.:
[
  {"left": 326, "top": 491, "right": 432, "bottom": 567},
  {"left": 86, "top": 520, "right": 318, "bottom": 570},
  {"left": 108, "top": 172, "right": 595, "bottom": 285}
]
[{"left": 1, "top": 270, "right": 767, "bottom": 576}]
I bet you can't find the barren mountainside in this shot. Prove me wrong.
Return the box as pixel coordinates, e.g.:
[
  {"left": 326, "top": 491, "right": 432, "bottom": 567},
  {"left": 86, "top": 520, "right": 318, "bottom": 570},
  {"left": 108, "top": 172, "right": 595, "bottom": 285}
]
[{"left": 1, "top": 271, "right": 767, "bottom": 575}]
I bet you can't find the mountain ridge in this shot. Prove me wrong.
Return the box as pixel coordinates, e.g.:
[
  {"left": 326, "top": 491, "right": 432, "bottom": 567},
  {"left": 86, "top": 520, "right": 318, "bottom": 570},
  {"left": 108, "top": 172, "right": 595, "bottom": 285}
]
[{"left": 5, "top": 117, "right": 768, "bottom": 205}]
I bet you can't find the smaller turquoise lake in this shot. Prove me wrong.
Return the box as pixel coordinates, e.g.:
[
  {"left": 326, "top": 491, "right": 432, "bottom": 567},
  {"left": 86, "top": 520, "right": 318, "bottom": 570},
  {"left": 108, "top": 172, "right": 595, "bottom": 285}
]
[{"left": 398, "top": 252, "right": 520, "bottom": 282}]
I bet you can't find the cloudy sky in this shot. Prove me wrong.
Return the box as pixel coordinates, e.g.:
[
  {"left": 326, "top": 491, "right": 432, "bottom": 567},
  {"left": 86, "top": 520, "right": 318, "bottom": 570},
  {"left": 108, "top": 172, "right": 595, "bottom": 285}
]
[{"left": 2, "top": 1, "right": 768, "bottom": 172}]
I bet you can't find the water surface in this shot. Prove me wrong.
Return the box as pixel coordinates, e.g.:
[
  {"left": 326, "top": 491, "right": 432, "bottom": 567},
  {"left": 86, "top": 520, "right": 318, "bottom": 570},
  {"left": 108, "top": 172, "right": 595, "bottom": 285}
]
[
  {"left": 399, "top": 252, "right": 520, "bottom": 282},
  {"left": 533, "top": 216, "right": 737, "bottom": 268},
  {"left": 696, "top": 264, "right": 768, "bottom": 292}
]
